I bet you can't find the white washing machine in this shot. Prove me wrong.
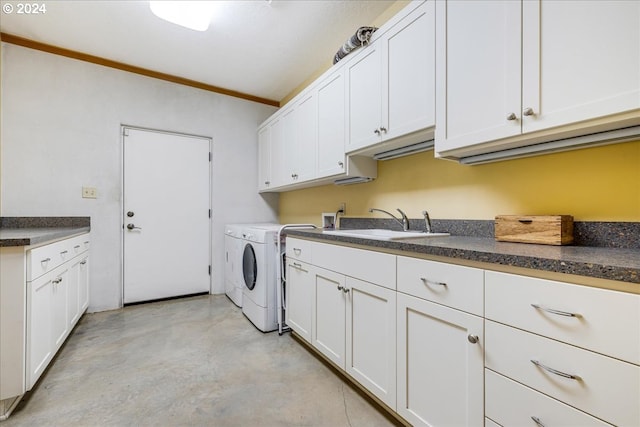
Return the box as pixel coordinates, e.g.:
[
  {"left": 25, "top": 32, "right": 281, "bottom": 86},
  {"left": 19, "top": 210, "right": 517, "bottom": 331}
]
[
  {"left": 224, "top": 224, "right": 245, "bottom": 307},
  {"left": 240, "top": 225, "right": 283, "bottom": 332}
]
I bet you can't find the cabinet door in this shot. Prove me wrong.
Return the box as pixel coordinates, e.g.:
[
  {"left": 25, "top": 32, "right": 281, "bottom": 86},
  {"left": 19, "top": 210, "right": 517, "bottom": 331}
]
[
  {"left": 346, "top": 277, "right": 396, "bottom": 409},
  {"left": 281, "top": 107, "right": 298, "bottom": 185},
  {"left": 27, "top": 274, "right": 54, "bottom": 389},
  {"left": 347, "top": 46, "right": 383, "bottom": 152},
  {"left": 257, "top": 125, "right": 271, "bottom": 191},
  {"left": 286, "top": 260, "right": 313, "bottom": 342},
  {"left": 293, "top": 92, "right": 318, "bottom": 182},
  {"left": 269, "top": 116, "right": 286, "bottom": 188},
  {"left": 51, "top": 266, "right": 69, "bottom": 350},
  {"left": 317, "top": 70, "right": 347, "bottom": 178},
  {"left": 312, "top": 267, "right": 346, "bottom": 369},
  {"left": 435, "top": 0, "right": 522, "bottom": 153},
  {"left": 397, "top": 293, "right": 484, "bottom": 427},
  {"left": 78, "top": 255, "right": 89, "bottom": 313},
  {"left": 521, "top": 0, "right": 640, "bottom": 134},
  {"left": 385, "top": 0, "right": 435, "bottom": 141},
  {"left": 67, "top": 256, "right": 81, "bottom": 326}
]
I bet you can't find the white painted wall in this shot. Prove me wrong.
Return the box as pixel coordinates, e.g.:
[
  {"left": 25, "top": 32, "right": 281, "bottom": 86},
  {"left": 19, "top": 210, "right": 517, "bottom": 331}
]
[{"left": 0, "top": 43, "right": 279, "bottom": 312}]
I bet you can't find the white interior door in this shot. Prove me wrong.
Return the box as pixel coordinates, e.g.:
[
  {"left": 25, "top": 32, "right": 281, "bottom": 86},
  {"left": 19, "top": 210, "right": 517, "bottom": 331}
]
[{"left": 123, "top": 127, "right": 211, "bottom": 304}]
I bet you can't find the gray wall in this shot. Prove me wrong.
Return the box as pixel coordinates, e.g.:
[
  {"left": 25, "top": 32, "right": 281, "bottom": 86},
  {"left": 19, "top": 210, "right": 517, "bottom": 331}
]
[{"left": 1, "top": 43, "right": 279, "bottom": 312}]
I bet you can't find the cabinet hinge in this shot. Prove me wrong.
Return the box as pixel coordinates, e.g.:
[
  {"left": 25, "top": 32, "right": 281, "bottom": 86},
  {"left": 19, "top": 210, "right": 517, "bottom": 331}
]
[
  {"left": 208, "top": 265, "right": 211, "bottom": 275},
  {"left": 209, "top": 209, "right": 212, "bottom": 218},
  {"left": 209, "top": 152, "right": 212, "bottom": 162}
]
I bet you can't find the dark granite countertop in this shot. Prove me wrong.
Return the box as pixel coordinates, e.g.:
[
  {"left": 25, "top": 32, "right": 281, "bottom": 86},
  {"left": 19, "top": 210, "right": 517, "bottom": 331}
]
[
  {"left": 285, "top": 228, "right": 640, "bottom": 286},
  {"left": 0, "top": 217, "right": 90, "bottom": 247}
]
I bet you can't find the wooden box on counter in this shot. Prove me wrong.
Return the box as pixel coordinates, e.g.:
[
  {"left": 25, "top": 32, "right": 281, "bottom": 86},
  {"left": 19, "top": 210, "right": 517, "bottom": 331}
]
[{"left": 495, "top": 215, "right": 574, "bottom": 245}]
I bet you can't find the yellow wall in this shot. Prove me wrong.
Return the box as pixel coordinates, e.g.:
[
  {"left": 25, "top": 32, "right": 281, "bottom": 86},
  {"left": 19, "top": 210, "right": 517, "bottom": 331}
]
[{"left": 279, "top": 140, "right": 640, "bottom": 225}]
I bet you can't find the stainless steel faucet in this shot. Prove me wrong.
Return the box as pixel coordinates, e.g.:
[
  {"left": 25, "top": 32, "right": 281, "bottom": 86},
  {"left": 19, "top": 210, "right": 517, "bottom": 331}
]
[
  {"left": 422, "top": 210, "right": 432, "bottom": 233},
  {"left": 369, "top": 208, "right": 410, "bottom": 231}
]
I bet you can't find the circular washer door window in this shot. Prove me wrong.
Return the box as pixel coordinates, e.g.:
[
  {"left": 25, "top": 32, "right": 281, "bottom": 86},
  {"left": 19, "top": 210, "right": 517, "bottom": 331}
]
[{"left": 242, "top": 243, "right": 257, "bottom": 291}]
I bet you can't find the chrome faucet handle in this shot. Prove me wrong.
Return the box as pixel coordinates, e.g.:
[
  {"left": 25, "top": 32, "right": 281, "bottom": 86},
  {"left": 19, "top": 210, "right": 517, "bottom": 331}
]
[
  {"left": 422, "top": 210, "right": 432, "bottom": 234},
  {"left": 396, "top": 208, "right": 410, "bottom": 231}
]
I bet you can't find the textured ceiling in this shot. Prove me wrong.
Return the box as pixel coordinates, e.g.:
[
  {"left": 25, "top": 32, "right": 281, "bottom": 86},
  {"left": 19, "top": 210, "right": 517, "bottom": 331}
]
[{"left": 0, "top": 0, "right": 396, "bottom": 103}]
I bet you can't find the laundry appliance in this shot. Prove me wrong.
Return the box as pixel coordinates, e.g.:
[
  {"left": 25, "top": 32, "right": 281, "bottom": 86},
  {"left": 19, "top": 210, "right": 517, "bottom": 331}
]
[{"left": 240, "top": 225, "right": 283, "bottom": 332}]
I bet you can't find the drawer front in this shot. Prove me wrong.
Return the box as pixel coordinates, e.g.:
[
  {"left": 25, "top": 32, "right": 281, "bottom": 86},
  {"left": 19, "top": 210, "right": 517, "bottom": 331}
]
[
  {"left": 486, "top": 321, "right": 640, "bottom": 427},
  {"left": 486, "top": 369, "right": 612, "bottom": 427},
  {"left": 27, "top": 233, "right": 91, "bottom": 281},
  {"left": 313, "top": 242, "right": 395, "bottom": 290},
  {"left": 69, "top": 234, "right": 90, "bottom": 256},
  {"left": 286, "top": 237, "right": 313, "bottom": 264},
  {"left": 397, "top": 256, "right": 483, "bottom": 315},
  {"left": 485, "top": 271, "right": 640, "bottom": 364}
]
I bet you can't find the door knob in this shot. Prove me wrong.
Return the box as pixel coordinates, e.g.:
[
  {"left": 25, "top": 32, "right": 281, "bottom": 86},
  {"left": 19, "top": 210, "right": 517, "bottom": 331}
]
[
  {"left": 127, "top": 211, "right": 135, "bottom": 217},
  {"left": 126, "top": 223, "right": 142, "bottom": 230},
  {"left": 467, "top": 334, "right": 479, "bottom": 344}
]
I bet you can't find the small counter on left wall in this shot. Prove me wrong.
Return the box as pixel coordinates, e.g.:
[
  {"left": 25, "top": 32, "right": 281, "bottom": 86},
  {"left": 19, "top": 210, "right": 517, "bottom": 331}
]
[{"left": 0, "top": 217, "right": 91, "bottom": 420}]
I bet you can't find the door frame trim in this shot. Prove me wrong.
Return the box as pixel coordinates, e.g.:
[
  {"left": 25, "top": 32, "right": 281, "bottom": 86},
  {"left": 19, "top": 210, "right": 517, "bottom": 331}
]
[{"left": 120, "top": 124, "right": 213, "bottom": 307}]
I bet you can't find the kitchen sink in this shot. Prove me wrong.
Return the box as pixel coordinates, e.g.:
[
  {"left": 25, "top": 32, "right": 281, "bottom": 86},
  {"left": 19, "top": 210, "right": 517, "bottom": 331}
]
[{"left": 322, "top": 229, "right": 449, "bottom": 241}]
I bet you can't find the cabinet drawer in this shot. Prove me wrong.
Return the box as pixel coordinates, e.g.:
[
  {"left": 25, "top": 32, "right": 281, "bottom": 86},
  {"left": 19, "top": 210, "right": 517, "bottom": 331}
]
[
  {"left": 313, "top": 243, "right": 395, "bottom": 290},
  {"left": 286, "top": 237, "right": 313, "bottom": 264},
  {"left": 27, "top": 240, "right": 65, "bottom": 281},
  {"left": 397, "top": 256, "right": 483, "bottom": 315},
  {"left": 485, "top": 271, "right": 640, "bottom": 364},
  {"left": 68, "top": 234, "right": 90, "bottom": 257},
  {"left": 486, "top": 369, "right": 612, "bottom": 427},
  {"left": 485, "top": 321, "right": 640, "bottom": 427}
]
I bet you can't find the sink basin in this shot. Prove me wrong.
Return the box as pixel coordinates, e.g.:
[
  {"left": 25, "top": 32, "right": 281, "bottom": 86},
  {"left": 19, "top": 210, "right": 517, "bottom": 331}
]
[{"left": 323, "top": 229, "right": 449, "bottom": 241}]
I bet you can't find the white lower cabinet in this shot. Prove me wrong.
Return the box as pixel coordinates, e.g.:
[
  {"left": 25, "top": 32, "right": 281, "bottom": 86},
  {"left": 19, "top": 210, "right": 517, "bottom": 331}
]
[
  {"left": 346, "top": 277, "right": 396, "bottom": 409},
  {"left": 312, "top": 266, "right": 346, "bottom": 369},
  {"left": 26, "top": 233, "right": 90, "bottom": 390},
  {"left": 286, "top": 260, "right": 313, "bottom": 342},
  {"left": 396, "top": 293, "right": 484, "bottom": 426}
]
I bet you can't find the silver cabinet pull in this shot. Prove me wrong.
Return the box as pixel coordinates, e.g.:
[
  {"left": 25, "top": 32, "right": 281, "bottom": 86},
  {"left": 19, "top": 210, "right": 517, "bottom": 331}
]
[
  {"left": 467, "top": 334, "right": 479, "bottom": 344},
  {"left": 506, "top": 112, "right": 517, "bottom": 121},
  {"left": 41, "top": 257, "right": 51, "bottom": 263},
  {"left": 338, "top": 161, "right": 344, "bottom": 168},
  {"left": 343, "top": 287, "right": 350, "bottom": 294},
  {"left": 531, "top": 416, "right": 545, "bottom": 427},
  {"left": 531, "top": 304, "right": 581, "bottom": 318},
  {"left": 337, "top": 285, "right": 344, "bottom": 291},
  {"left": 293, "top": 248, "right": 302, "bottom": 255},
  {"left": 379, "top": 127, "right": 387, "bottom": 133},
  {"left": 420, "top": 277, "right": 447, "bottom": 287},
  {"left": 374, "top": 128, "right": 381, "bottom": 135},
  {"left": 52, "top": 277, "right": 63, "bottom": 284},
  {"left": 264, "top": 181, "right": 270, "bottom": 185},
  {"left": 74, "top": 245, "right": 81, "bottom": 249},
  {"left": 531, "top": 360, "right": 581, "bottom": 380},
  {"left": 60, "top": 250, "right": 68, "bottom": 255},
  {"left": 80, "top": 260, "right": 87, "bottom": 265},
  {"left": 523, "top": 107, "right": 535, "bottom": 116}
]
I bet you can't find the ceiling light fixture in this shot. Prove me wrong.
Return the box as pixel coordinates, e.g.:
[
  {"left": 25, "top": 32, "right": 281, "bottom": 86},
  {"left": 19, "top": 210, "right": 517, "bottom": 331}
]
[{"left": 149, "top": 1, "right": 217, "bottom": 32}]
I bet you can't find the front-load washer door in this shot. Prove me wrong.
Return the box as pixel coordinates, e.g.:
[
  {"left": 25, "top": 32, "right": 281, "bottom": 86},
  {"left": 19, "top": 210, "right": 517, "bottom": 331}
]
[{"left": 242, "top": 243, "right": 257, "bottom": 291}]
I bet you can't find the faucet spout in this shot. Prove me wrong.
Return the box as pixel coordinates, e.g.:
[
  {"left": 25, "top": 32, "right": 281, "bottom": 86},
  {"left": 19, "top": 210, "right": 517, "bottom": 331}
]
[
  {"left": 369, "top": 208, "right": 410, "bottom": 231},
  {"left": 422, "top": 210, "right": 432, "bottom": 233}
]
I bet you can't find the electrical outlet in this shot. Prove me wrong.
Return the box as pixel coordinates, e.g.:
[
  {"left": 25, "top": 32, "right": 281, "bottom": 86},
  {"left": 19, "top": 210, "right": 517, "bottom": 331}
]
[
  {"left": 82, "top": 187, "right": 97, "bottom": 199},
  {"left": 339, "top": 202, "right": 346, "bottom": 214}
]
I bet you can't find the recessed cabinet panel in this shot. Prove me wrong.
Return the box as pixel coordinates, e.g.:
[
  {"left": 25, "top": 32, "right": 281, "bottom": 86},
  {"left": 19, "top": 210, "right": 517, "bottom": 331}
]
[
  {"left": 347, "top": 47, "right": 383, "bottom": 151},
  {"left": 386, "top": 1, "right": 435, "bottom": 140},
  {"left": 286, "top": 260, "right": 313, "bottom": 342},
  {"left": 317, "top": 71, "right": 347, "bottom": 177},
  {"left": 312, "top": 267, "right": 346, "bottom": 369},
  {"left": 257, "top": 125, "right": 271, "bottom": 191},
  {"left": 435, "top": 0, "right": 522, "bottom": 152}
]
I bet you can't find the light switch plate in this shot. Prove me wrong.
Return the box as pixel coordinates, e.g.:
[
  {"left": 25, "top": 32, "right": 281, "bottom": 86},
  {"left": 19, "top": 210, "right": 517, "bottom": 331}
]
[{"left": 82, "top": 187, "right": 97, "bottom": 199}]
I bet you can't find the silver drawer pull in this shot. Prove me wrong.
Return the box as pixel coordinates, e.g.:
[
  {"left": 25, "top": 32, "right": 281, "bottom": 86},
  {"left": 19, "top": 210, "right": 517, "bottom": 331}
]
[
  {"left": 74, "top": 245, "right": 81, "bottom": 249},
  {"left": 420, "top": 277, "right": 447, "bottom": 287},
  {"left": 531, "top": 360, "right": 581, "bottom": 380},
  {"left": 41, "top": 257, "right": 51, "bottom": 263},
  {"left": 60, "top": 250, "right": 68, "bottom": 255},
  {"left": 293, "top": 248, "right": 302, "bottom": 255},
  {"left": 80, "top": 260, "right": 87, "bottom": 265},
  {"left": 84, "top": 241, "right": 90, "bottom": 244},
  {"left": 337, "top": 285, "right": 344, "bottom": 291},
  {"left": 531, "top": 304, "right": 581, "bottom": 318},
  {"left": 52, "top": 277, "right": 63, "bottom": 284},
  {"left": 531, "top": 416, "right": 545, "bottom": 427}
]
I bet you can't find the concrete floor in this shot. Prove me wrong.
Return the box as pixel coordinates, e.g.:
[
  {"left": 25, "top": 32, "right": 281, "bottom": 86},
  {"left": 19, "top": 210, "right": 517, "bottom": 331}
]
[{"left": 4, "top": 295, "right": 399, "bottom": 427}]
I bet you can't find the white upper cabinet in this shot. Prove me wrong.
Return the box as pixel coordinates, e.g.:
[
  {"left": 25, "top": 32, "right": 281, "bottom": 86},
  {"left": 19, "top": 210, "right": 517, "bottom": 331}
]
[
  {"left": 317, "top": 69, "right": 347, "bottom": 178},
  {"left": 347, "top": 0, "right": 435, "bottom": 154},
  {"left": 257, "top": 125, "right": 271, "bottom": 191},
  {"left": 435, "top": 0, "right": 640, "bottom": 159},
  {"left": 290, "top": 91, "right": 318, "bottom": 183}
]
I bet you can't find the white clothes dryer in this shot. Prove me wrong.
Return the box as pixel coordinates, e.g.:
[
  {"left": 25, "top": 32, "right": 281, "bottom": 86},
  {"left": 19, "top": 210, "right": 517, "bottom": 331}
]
[
  {"left": 224, "top": 223, "right": 279, "bottom": 307},
  {"left": 240, "top": 225, "right": 283, "bottom": 332}
]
